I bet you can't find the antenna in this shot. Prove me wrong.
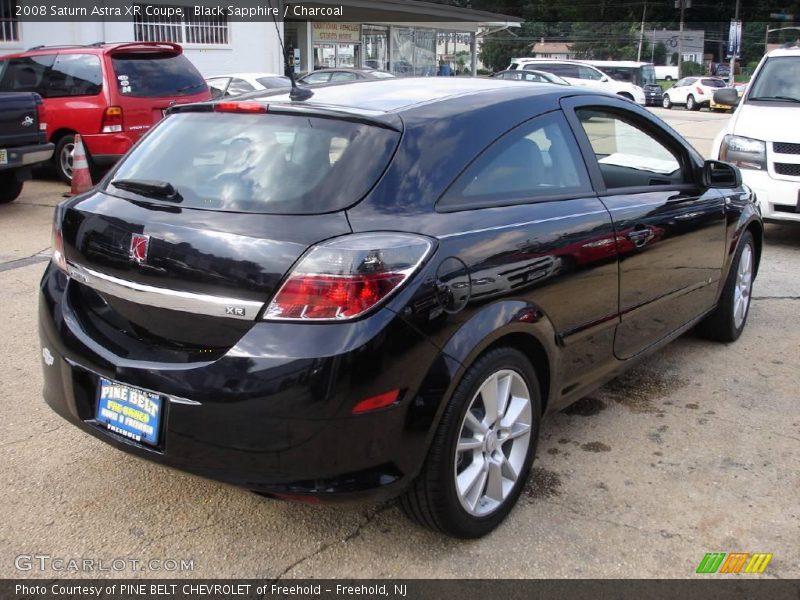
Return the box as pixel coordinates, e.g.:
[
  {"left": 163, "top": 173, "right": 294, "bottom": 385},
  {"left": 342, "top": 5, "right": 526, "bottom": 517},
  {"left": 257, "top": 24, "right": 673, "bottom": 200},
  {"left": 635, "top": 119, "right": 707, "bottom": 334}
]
[{"left": 266, "top": 0, "right": 313, "bottom": 101}]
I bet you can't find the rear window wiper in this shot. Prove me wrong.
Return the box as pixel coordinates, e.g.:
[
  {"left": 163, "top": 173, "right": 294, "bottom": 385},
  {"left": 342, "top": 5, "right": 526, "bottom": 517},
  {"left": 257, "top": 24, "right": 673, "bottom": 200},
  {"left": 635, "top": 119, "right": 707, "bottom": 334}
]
[
  {"left": 111, "top": 179, "right": 183, "bottom": 202},
  {"left": 748, "top": 95, "right": 800, "bottom": 103}
]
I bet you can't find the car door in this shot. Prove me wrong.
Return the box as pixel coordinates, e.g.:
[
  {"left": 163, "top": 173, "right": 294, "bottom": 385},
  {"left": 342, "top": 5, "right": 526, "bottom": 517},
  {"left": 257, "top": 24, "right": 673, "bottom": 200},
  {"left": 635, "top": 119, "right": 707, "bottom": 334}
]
[
  {"left": 432, "top": 110, "right": 620, "bottom": 404},
  {"left": 671, "top": 78, "right": 692, "bottom": 104},
  {"left": 562, "top": 96, "right": 727, "bottom": 359}
]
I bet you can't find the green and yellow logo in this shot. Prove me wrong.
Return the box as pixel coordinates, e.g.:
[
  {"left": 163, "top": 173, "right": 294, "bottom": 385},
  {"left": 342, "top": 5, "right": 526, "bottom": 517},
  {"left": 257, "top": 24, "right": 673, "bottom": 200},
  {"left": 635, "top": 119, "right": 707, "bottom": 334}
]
[{"left": 696, "top": 552, "right": 773, "bottom": 574}]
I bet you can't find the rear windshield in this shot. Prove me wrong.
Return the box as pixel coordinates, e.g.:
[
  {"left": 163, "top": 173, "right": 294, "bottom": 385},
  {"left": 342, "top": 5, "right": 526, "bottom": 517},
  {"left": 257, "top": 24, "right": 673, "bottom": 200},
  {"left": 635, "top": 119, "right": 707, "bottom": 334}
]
[
  {"left": 702, "top": 78, "right": 726, "bottom": 88},
  {"left": 256, "top": 76, "right": 292, "bottom": 88},
  {"left": 110, "top": 52, "right": 207, "bottom": 97},
  {"left": 106, "top": 111, "right": 400, "bottom": 214}
]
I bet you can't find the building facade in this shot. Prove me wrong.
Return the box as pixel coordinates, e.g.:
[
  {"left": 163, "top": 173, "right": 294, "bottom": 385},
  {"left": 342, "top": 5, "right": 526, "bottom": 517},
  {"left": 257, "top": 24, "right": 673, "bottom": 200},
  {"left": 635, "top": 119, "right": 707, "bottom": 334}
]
[{"left": 0, "top": 1, "right": 518, "bottom": 77}]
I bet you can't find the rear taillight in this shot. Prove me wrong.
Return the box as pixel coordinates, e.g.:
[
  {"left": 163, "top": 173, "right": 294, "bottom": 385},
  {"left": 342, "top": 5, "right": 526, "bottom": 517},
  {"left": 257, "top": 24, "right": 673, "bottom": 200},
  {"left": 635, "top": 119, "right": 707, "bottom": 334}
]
[
  {"left": 264, "top": 233, "right": 433, "bottom": 321},
  {"left": 51, "top": 217, "right": 67, "bottom": 273},
  {"left": 696, "top": 87, "right": 705, "bottom": 95},
  {"left": 36, "top": 100, "right": 47, "bottom": 132},
  {"left": 101, "top": 106, "right": 123, "bottom": 133}
]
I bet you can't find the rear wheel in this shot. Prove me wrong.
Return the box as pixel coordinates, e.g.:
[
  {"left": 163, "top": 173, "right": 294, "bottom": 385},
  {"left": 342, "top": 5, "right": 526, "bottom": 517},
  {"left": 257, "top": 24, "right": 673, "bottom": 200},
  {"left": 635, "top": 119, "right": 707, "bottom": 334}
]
[
  {"left": 686, "top": 94, "right": 699, "bottom": 111},
  {"left": 617, "top": 92, "right": 634, "bottom": 102},
  {"left": 662, "top": 94, "right": 672, "bottom": 109},
  {"left": 0, "top": 172, "right": 23, "bottom": 203},
  {"left": 400, "top": 347, "right": 541, "bottom": 538},
  {"left": 697, "top": 231, "right": 755, "bottom": 343},
  {"left": 53, "top": 134, "right": 76, "bottom": 184}
]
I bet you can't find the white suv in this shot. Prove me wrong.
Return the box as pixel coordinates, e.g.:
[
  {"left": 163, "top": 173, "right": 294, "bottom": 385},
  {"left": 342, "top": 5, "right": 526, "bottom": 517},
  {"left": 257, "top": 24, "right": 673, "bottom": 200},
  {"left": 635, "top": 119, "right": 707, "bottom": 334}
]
[
  {"left": 712, "top": 46, "right": 800, "bottom": 223},
  {"left": 662, "top": 77, "right": 727, "bottom": 110},
  {"left": 508, "top": 58, "right": 646, "bottom": 105}
]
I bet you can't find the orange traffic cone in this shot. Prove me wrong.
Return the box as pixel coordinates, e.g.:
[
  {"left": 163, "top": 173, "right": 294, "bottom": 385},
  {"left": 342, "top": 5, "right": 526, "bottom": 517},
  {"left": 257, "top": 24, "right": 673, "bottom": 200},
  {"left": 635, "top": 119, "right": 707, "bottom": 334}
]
[{"left": 70, "top": 134, "right": 93, "bottom": 196}]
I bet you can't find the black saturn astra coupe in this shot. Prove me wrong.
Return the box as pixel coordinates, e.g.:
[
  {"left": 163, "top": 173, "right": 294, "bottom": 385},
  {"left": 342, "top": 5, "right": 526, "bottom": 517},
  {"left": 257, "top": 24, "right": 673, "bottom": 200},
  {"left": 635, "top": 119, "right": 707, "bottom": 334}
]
[{"left": 40, "top": 78, "right": 762, "bottom": 538}]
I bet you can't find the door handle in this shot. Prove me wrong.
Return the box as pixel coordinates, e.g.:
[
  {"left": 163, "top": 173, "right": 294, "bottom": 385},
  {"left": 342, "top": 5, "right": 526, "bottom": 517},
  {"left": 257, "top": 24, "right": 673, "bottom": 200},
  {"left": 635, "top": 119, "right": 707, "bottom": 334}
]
[{"left": 626, "top": 228, "right": 654, "bottom": 247}]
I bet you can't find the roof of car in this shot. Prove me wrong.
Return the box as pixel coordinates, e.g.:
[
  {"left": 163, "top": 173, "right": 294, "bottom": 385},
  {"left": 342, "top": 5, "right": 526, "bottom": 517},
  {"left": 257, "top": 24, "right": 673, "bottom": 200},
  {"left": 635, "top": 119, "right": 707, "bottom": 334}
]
[
  {"left": 766, "top": 46, "right": 800, "bottom": 57},
  {"left": 7, "top": 42, "right": 183, "bottom": 57},
  {"left": 207, "top": 72, "right": 284, "bottom": 79},
  {"left": 254, "top": 77, "right": 570, "bottom": 115}
]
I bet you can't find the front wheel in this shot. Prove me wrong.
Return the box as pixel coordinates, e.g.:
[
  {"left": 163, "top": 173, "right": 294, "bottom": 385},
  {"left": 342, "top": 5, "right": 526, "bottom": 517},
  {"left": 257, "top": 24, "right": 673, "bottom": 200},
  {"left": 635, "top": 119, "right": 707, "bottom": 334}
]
[
  {"left": 696, "top": 231, "right": 755, "bottom": 343},
  {"left": 400, "top": 347, "right": 541, "bottom": 538},
  {"left": 662, "top": 94, "right": 672, "bottom": 109},
  {"left": 0, "top": 172, "right": 23, "bottom": 203}
]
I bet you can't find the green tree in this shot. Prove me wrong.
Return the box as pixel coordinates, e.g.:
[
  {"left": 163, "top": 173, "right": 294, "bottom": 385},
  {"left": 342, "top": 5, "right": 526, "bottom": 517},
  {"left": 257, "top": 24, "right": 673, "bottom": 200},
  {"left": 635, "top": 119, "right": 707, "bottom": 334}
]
[{"left": 653, "top": 41, "right": 667, "bottom": 65}]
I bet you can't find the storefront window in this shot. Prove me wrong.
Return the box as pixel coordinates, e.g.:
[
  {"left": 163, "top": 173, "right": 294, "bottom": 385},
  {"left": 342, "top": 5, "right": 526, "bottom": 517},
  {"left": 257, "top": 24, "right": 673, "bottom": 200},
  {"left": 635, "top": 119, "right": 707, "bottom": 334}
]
[
  {"left": 362, "top": 24, "right": 388, "bottom": 70},
  {"left": 390, "top": 26, "right": 437, "bottom": 76}
]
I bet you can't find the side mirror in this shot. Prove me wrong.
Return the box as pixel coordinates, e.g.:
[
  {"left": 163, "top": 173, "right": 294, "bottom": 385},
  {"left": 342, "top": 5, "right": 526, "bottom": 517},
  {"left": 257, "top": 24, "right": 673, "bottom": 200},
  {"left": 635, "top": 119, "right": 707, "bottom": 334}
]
[
  {"left": 703, "top": 160, "right": 742, "bottom": 188},
  {"left": 600, "top": 76, "right": 609, "bottom": 82},
  {"left": 713, "top": 88, "right": 740, "bottom": 107}
]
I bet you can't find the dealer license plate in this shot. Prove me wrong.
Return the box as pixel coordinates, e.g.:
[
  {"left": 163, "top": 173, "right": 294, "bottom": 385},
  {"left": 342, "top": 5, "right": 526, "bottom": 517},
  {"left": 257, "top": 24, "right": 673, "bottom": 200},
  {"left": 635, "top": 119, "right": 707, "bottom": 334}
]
[
  {"left": 95, "top": 378, "right": 163, "bottom": 446},
  {"left": 0, "top": 149, "right": 7, "bottom": 165}
]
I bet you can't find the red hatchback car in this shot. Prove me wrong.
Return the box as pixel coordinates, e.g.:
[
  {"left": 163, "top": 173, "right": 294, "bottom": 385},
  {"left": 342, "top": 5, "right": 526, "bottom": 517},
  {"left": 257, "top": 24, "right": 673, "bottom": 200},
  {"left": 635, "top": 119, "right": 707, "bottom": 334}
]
[{"left": 0, "top": 42, "right": 211, "bottom": 182}]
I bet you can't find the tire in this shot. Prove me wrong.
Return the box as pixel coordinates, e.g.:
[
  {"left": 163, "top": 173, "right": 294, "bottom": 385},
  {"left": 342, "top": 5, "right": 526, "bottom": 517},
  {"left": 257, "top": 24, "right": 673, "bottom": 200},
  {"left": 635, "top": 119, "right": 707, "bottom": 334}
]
[
  {"left": 696, "top": 231, "right": 755, "bottom": 343},
  {"left": 400, "top": 347, "right": 542, "bottom": 538},
  {"left": 53, "top": 134, "right": 93, "bottom": 184},
  {"left": 0, "top": 172, "right": 23, "bottom": 203},
  {"left": 687, "top": 94, "right": 700, "bottom": 111},
  {"left": 662, "top": 94, "right": 672, "bottom": 109}
]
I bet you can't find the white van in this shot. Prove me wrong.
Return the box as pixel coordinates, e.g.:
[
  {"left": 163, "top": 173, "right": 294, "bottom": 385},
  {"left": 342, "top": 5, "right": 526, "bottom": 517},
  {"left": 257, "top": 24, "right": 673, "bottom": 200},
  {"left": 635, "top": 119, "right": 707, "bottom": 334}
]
[
  {"left": 711, "top": 46, "right": 800, "bottom": 223},
  {"left": 508, "top": 58, "right": 646, "bottom": 105}
]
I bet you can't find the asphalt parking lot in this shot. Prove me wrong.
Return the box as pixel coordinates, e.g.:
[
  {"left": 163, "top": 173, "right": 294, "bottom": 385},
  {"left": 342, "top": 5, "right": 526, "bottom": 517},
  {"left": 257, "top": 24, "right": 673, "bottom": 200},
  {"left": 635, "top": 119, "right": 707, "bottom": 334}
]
[{"left": 1, "top": 108, "right": 798, "bottom": 579}]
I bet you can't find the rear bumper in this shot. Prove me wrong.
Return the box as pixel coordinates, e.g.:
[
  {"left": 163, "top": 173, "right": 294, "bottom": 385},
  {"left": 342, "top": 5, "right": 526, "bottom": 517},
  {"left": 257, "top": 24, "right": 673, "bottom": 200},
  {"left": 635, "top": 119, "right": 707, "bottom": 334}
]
[
  {"left": 38, "top": 264, "right": 445, "bottom": 502},
  {"left": 0, "top": 142, "right": 54, "bottom": 171},
  {"left": 80, "top": 131, "right": 145, "bottom": 166},
  {"left": 741, "top": 169, "right": 800, "bottom": 223}
]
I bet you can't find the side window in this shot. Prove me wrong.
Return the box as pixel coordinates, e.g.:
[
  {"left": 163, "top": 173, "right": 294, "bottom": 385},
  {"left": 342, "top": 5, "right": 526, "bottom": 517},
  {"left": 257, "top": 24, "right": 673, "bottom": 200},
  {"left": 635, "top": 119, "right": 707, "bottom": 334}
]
[
  {"left": 330, "top": 71, "right": 357, "bottom": 82},
  {"left": 206, "top": 77, "right": 229, "bottom": 99},
  {"left": 578, "top": 66, "right": 603, "bottom": 81},
  {"left": 576, "top": 108, "right": 684, "bottom": 190},
  {"left": 439, "top": 112, "right": 591, "bottom": 210},
  {"left": 523, "top": 72, "right": 544, "bottom": 82},
  {"left": 303, "top": 72, "right": 331, "bottom": 84},
  {"left": 46, "top": 54, "right": 103, "bottom": 97},
  {"left": 0, "top": 55, "right": 56, "bottom": 94},
  {"left": 228, "top": 78, "right": 255, "bottom": 95}
]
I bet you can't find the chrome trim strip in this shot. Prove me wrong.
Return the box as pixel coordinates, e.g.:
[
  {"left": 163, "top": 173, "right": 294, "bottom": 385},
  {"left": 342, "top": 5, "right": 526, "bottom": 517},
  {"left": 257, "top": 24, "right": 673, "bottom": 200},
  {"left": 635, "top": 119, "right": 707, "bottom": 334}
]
[
  {"left": 66, "top": 262, "right": 263, "bottom": 321},
  {"left": 437, "top": 210, "right": 609, "bottom": 239}
]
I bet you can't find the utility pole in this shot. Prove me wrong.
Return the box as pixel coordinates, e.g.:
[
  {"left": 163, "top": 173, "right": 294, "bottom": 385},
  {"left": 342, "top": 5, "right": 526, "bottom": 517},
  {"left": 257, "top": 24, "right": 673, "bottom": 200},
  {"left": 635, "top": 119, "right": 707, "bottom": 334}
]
[
  {"left": 676, "top": 0, "right": 688, "bottom": 78},
  {"left": 729, "top": 0, "right": 740, "bottom": 85},
  {"left": 637, "top": 2, "right": 647, "bottom": 62}
]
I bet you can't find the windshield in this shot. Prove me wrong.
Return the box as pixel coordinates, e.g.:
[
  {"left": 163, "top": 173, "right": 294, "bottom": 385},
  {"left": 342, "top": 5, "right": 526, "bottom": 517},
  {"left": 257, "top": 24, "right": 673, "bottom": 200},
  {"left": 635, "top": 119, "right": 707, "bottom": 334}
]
[
  {"left": 747, "top": 56, "right": 800, "bottom": 102},
  {"left": 111, "top": 52, "right": 207, "bottom": 97},
  {"left": 107, "top": 112, "right": 400, "bottom": 214},
  {"left": 256, "top": 76, "right": 292, "bottom": 88}
]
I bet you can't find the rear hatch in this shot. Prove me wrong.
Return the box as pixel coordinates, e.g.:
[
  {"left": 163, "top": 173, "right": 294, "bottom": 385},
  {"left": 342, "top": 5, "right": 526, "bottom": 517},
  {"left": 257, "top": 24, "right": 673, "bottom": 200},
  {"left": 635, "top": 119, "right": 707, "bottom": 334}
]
[
  {"left": 106, "top": 44, "right": 211, "bottom": 134},
  {"left": 0, "top": 92, "right": 43, "bottom": 148},
  {"left": 60, "top": 106, "right": 401, "bottom": 359}
]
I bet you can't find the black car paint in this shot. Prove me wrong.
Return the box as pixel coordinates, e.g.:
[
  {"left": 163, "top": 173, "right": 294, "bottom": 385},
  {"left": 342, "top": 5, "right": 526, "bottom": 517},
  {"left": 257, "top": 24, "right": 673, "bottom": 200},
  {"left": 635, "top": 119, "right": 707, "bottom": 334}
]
[{"left": 39, "top": 79, "right": 762, "bottom": 502}]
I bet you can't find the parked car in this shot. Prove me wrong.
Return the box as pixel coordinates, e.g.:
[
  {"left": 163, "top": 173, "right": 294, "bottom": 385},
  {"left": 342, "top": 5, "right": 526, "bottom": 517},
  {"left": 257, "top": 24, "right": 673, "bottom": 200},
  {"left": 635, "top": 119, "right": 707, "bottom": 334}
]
[
  {"left": 507, "top": 58, "right": 646, "bottom": 105},
  {"left": 491, "top": 69, "right": 569, "bottom": 85},
  {"left": 0, "top": 92, "right": 53, "bottom": 202},
  {"left": 206, "top": 73, "right": 292, "bottom": 99},
  {"left": 654, "top": 65, "right": 679, "bottom": 81},
  {"left": 297, "top": 68, "right": 395, "bottom": 85},
  {"left": 0, "top": 42, "right": 211, "bottom": 183},
  {"left": 711, "top": 45, "right": 800, "bottom": 224},
  {"left": 661, "top": 77, "right": 727, "bottom": 110},
  {"left": 709, "top": 83, "right": 747, "bottom": 112},
  {"left": 41, "top": 78, "right": 761, "bottom": 538},
  {"left": 583, "top": 61, "right": 663, "bottom": 106}
]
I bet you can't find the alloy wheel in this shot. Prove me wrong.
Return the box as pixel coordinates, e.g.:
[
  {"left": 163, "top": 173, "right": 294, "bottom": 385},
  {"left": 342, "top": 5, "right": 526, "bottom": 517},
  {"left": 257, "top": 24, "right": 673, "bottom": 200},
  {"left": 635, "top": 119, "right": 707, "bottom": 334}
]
[
  {"left": 60, "top": 142, "right": 75, "bottom": 180},
  {"left": 454, "top": 369, "right": 532, "bottom": 517},
  {"left": 734, "top": 243, "right": 753, "bottom": 329}
]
